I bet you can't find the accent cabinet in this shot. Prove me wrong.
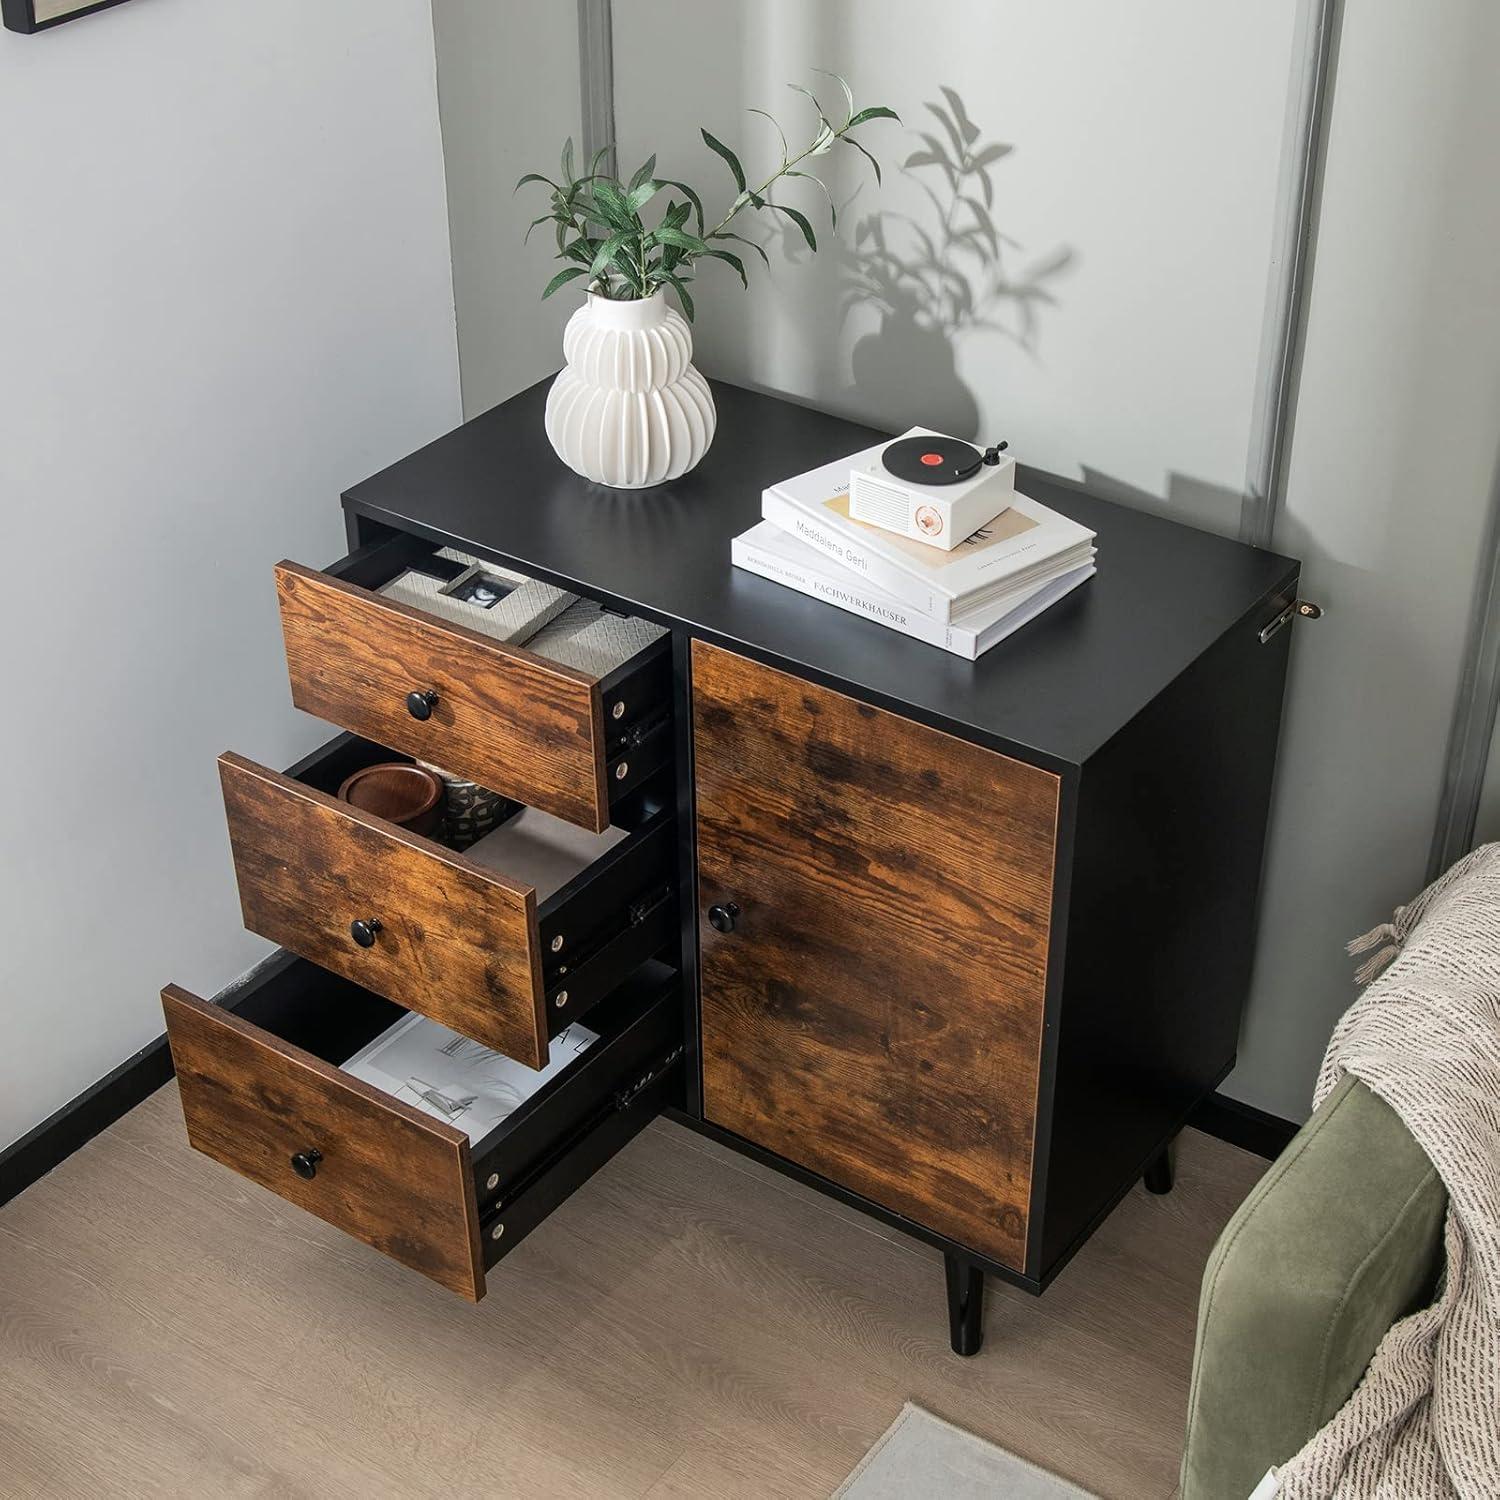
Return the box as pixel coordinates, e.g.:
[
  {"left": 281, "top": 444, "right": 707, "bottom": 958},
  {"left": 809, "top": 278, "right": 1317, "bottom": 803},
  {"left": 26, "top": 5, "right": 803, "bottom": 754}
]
[{"left": 160, "top": 377, "right": 1301, "bottom": 1353}]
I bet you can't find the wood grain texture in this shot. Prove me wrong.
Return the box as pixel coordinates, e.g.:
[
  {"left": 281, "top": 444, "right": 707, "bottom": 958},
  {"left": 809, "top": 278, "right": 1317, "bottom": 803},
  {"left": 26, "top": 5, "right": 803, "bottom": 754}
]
[
  {"left": 276, "top": 561, "right": 611, "bottom": 832},
  {"left": 220, "top": 752, "right": 548, "bottom": 1068},
  {"left": 0, "top": 1092, "right": 1267, "bottom": 1498},
  {"left": 160, "top": 986, "right": 484, "bottom": 1301},
  {"left": 692, "top": 642, "right": 1059, "bottom": 1271}
]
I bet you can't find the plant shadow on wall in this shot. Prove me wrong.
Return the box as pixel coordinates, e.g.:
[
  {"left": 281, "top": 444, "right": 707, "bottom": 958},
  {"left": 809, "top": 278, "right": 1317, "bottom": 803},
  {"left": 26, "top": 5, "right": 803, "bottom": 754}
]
[{"left": 838, "top": 88, "right": 1075, "bottom": 439}]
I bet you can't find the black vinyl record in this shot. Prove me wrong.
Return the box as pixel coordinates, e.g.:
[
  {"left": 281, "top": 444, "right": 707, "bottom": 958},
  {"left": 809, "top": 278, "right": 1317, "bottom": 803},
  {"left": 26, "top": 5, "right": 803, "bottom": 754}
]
[{"left": 881, "top": 434, "right": 983, "bottom": 486}]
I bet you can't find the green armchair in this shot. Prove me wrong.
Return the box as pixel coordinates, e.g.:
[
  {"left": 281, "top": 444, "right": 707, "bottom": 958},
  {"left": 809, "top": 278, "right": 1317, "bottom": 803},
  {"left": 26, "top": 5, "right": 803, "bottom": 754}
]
[{"left": 1180, "top": 1073, "right": 1447, "bottom": 1499}]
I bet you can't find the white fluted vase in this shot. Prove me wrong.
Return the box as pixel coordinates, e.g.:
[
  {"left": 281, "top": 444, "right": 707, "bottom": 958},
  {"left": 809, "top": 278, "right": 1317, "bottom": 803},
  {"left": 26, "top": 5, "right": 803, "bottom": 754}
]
[{"left": 544, "top": 290, "right": 716, "bottom": 488}]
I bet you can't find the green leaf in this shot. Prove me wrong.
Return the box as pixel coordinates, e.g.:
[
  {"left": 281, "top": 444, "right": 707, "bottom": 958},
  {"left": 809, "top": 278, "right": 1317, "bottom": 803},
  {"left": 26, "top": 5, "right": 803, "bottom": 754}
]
[
  {"left": 662, "top": 199, "right": 691, "bottom": 230},
  {"left": 541, "top": 265, "right": 588, "bottom": 299},
  {"left": 627, "top": 178, "right": 664, "bottom": 214},
  {"left": 847, "top": 105, "right": 900, "bottom": 129},
  {"left": 589, "top": 231, "right": 633, "bottom": 279},
  {"left": 711, "top": 229, "right": 770, "bottom": 267},
  {"left": 814, "top": 69, "right": 855, "bottom": 124},
  {"left": 560, "top": 137, "right": 575, "bottom": 185},
  {"left": 662, "top": 273, "right": 695, "bottom": 322},
  {"left": 654, "top": 225, "right": 712, "bottom": 256},
  {"left": 627, "top": 153, "right": 657, "bottom": 191},
  {"left": 747, "top": 107, "right": 788, "bottom": 164},
  {"left": 514, "top": 172, "right": 559, "bottom": 194},
  {"left": 703, "top": 247, "right": 748, "bottom": 288},
  {"left": 590, "top": 179, "right": 639, "bottom": 232},
  {"left": 589, "top": 144, "right": 612, "bottom": 177},
  {"left": 523, "top": 213, "right": 555, "bottom": 244},
  {"left": 700, "top": 129, "right": 746, "bottom": 193},
  {"left": 787, "top": 82, "right": 829, "bottom": 126},
  {"left": 658, "top": 179, "right": 705, "bottom": 234},
  {"left": 770, "top": 202, "right": 816, "bottom": 252},
  {"left": 843, "top": 135, "right": 883, "bottom": 186},
  {"left": 787, "top": 170, "right": 837, "bottom": 232}
]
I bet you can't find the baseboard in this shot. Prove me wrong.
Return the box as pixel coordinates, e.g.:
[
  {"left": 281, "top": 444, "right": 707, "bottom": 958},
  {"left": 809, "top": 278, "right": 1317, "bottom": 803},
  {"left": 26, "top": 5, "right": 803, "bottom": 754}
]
[
  {"left": 1188, "top": 1091, "right": 1301, "bottom": 1160},
  {"left": 0, "top": 1035, "right": 174, "bottom": 1208}
]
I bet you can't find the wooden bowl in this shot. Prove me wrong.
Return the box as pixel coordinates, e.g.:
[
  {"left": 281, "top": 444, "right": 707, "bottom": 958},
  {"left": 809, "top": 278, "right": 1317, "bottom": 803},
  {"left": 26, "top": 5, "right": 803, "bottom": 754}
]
[{"left": 337, "top": 762, "right": 445, "bottom": 837}]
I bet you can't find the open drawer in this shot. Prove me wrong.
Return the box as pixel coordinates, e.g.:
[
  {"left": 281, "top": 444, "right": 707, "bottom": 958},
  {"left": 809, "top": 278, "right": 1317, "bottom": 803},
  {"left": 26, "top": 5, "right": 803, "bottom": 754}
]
[
  {"left": 276, "top": 533, "right": 672, "bottom": 833},
  {"left": 163, "top": 954, "right": 682, "bottom": 1300},
  {"left": 220, "top": 733, "right": 676, "bottom": 1069}
]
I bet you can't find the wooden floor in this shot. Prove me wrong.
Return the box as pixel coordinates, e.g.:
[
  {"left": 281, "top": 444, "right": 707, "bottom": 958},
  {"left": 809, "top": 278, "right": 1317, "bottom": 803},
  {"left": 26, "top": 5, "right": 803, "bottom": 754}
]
[{"left": 0, "top": 1086, "right": 1265, "bottom": 1499}]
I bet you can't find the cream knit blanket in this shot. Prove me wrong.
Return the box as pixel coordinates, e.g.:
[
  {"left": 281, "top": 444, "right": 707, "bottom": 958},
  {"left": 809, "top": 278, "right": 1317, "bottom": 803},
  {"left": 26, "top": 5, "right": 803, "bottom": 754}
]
[{"left": 1275, "top": 845, "right": 1500, "bottom": 1499}]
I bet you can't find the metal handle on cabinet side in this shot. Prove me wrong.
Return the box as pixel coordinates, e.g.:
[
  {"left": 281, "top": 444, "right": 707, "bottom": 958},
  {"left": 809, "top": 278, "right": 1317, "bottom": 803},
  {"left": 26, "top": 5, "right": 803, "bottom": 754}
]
[
  {"left": 405, "top": 688, "right": 439, "bottom": 720},
  {"left": 1259, "top": 599, "right": 1323, "bottom": 644},
  {"left": 290, "top": 1148, "right": 323, "bottom": 1181}
]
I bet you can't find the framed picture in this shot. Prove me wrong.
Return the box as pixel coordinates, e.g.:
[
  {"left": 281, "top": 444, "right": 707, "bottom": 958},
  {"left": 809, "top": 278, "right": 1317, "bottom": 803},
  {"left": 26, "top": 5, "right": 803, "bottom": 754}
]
[{"left": 2, "top": 0, "right": 132, "bottom": 34}]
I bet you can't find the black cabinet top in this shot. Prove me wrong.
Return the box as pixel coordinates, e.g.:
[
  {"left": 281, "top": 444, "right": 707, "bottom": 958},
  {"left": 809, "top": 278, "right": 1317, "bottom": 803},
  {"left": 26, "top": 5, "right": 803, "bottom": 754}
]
[{"left": 344, "top": 378, "right": 1298, "bottom": 770}]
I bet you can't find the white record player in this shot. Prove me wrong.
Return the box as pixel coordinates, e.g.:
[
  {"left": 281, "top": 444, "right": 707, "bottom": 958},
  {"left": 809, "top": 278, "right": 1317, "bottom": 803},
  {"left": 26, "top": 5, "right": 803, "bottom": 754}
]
[{"left": 849, "top": 427, "right": 1015, "bottom": 550}]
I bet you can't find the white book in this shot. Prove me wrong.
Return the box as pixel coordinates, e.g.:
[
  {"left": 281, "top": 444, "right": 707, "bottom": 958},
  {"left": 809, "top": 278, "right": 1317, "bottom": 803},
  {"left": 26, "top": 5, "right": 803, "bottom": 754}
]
[
  {"left": 762, "top": 487, "right": 1095, "bottom": 624},
  {"left": 763, "top": 445, "right": 1095, "bottom": 623},
  {"left": 343, "top": 1011, "right": 599, "bottom": 1144},
  {"left": 732, "top": 521, "right": 1095, "bottom": 660}
]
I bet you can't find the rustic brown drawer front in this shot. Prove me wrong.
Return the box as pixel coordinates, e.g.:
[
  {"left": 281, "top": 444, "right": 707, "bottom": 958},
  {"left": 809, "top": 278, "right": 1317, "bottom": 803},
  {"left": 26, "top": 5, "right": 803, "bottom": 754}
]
[
  {"left": 277, "top": 561, "right": 612, "bottom": 832},
  {"left": 691, "top": 642, "right": 1059, "bottom": 1271},
  {"left": 220, "top": 751, "right": 549, "bottom": 1068},
  {"left": 162, "top": 984, "right": 485, "bottom": 1300}
]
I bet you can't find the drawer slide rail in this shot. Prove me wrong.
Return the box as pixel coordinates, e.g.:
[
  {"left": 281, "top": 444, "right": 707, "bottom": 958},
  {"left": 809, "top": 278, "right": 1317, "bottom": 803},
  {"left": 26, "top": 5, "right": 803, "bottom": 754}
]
[{"left": 478, "top": 1044, "right": 684, "bottom": 1266}]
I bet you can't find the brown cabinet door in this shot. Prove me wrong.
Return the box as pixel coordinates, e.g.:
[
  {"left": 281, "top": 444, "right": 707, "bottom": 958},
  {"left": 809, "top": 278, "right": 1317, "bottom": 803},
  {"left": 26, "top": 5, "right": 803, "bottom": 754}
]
[{"left": 691, "top": 642, "right": 1059, "bottom": 1271}]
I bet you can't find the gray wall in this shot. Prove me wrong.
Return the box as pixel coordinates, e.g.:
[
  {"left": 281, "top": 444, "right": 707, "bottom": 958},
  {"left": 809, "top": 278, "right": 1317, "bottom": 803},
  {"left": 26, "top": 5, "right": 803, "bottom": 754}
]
[
  {"left": 612, "top": 0, "right": 1298, "bottom": 536},
  {"left": 263, "top": 1, "right": 1497, "bottom": 1130},
  {"left": 0, "top": 1, "right": 461, "bottom": 1150},
  {"left": 1237, "top": 0, "right": 1500, "bottom": 1116},
  {"left": 431, "top": 0, "right": 584, "bottom": 417},
  {"left": 606, "top": 0, "right": 1500, "bottom": 1119}
]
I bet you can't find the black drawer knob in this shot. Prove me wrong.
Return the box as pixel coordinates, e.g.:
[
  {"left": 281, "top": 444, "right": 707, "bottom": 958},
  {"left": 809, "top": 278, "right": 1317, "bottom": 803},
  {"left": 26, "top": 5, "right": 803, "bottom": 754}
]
[
  {"left": 290, "top": 1148, "right": 323, "bottom": 1181},
  {"left": 405, "top": 688, "right": 439, "bottom": 721},
  {"left": 707, "top": 901, "right": 741, "bottom": 934},
  {"left": 349, "top": 917, "right": 383, "bottom": 948}
]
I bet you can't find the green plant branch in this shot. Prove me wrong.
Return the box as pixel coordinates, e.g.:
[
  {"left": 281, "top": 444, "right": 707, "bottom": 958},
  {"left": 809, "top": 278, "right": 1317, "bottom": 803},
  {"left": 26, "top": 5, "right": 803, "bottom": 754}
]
[{"left": 517, "top": 74, "right": 897, "bottom": 319}]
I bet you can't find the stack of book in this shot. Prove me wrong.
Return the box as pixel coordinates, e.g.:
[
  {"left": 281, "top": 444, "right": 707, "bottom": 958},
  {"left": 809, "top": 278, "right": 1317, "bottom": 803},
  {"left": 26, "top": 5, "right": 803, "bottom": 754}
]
[{"left": 733, "top": 440, "right": 1097, "bottom": 660}]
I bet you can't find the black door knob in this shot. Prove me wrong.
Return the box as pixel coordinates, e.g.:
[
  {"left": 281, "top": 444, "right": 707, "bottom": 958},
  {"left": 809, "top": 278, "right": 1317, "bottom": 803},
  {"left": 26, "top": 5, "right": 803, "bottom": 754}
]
[
  {"left": 349, "top": 917, "right": 383, "bottom": 948},
  {"left": 405, "top": 688, "right": 439, "bottom": 721},
  {"left": 707, "top": 901, "right": 741, "bottom": 934},
  {"left": 290, "top": 1148, "right": 323, "bottom": 1181}
]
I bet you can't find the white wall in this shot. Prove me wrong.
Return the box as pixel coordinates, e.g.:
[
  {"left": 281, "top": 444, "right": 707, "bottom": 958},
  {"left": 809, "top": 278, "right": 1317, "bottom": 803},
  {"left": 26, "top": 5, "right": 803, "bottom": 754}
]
[
  {"left": 1234, "top": 0, "right": 1500, "bottom": 1117},
  {"left": 0, "top": 0, "right": 461, "bottom": 1149},
  {"left": 604, "top": 0, "right": 1500, "bottom": 1120},
  {"left": 430, "top": 0, "right": 583, "bottom": 417},
  {"left": 613, "top": 0, "right": 1299, "bottom": 534}
]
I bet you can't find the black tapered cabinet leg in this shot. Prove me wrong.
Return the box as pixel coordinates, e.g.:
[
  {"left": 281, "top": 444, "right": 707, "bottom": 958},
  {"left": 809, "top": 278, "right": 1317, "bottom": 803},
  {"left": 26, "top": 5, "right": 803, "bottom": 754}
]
[
  {"left": 1144, "top": 1143, "right": 1174, "bottom": 1195},
  {"left": 944, "top": 1252, "right": 984, "bottom": 1356}
]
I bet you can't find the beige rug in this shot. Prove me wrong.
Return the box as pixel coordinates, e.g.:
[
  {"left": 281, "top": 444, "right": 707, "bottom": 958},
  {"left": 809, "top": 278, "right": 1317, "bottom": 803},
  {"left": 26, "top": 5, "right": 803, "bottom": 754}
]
[{"left": 834, "top": 1403, "right": 1098, "bottom": 1499}]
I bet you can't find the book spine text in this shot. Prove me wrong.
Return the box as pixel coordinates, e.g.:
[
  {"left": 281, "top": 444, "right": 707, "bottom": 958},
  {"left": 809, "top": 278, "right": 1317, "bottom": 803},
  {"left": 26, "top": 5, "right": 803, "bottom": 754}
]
[
  {"left": 760, "top": 490, "right": 952, "bottom": 622},
  {"left": 731, "top": 538, "right": 977, "bottom": 659}
]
